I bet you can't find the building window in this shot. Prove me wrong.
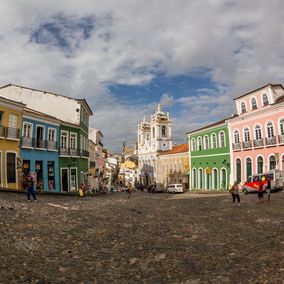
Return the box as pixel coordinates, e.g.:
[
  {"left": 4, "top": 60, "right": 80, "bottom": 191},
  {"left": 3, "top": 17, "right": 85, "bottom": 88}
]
[
  {"left": 48, "top": 128, "right": 56, "bottom": 142},
  {"left": 23, "top": 123, "right": 32, "bottom": 138},
  {"left": 255, "top": 124, "right": 262, "bottom": 140},
  {"left": 257, "top": 156, "right": 263, "bottom": 174},
  {"left": 251, "top": 97, "right": 257, "bottom": 110},
  {"left": 60, "top": 131, "right": 68, "bottom": 149},
  {"left": 198, "top": 168, "right": 203, "bottom": 189},
  {"left": 197, "top": 137, "right": 202, "bottom": 151},
  {"left": 262, "top": 93, "right": 269, "bottom": 106},
  {"left": 266, "top": 122, "right": 274, "bottom": 138},
  {"left": 0, "top": 152, "right": 1, "bottom": 184},
  {"left": 191, "top": 138, "right": 196, "bottom": 151},
  {"left": 204, "top": 136, "right": 209, "bottom": 150},
  {"left": 236, "top": 158, "right": 241, "bottom": 183},
  {"left": 280, "top": 119, "right": 284, "bottom": 135},
  {"left": 36, "top": 126, "right": 45, "bottom": 148},
  {"left": 234, "top": 130, "right": 240, "bottom": 143},
  {"left": 211, "top": 133, "right": 217, "bottom": 148},
  {"left": 152, "top": 127, "right": 155, "bottom": 138},
  {"left": 70, "top": 133, "right": 77, "bottom": 149},
  {"left": 7, "top": 114, "right": 18, "bottom": 138},
  {"left": 0, "top": 111, "right": 3, "bottom": 124},
  {"left": 6, "top": 152, "right": 16, "bottom": 183},
  {"left": 244, "top": 127, "right": 250, "bottom": 142},
  {"left": 219, "top": 131, "right": 225, "bottom": 147},
  {"left": 246, "top": 157, "right": 252, "bottom": 180},
  {"left": 161, "top": 126, "right": 166, "bottom": 137},
  {"left": 269, "top": 156, "right": 276, "bottom": 170},
  {"left": 241, "top": 102, "right": 246, "bottom": 113}
]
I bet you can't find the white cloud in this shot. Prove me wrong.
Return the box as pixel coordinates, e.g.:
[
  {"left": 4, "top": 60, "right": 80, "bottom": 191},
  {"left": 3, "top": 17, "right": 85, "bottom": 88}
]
[{"left": 0, "top": 0, "right": 284, "bottom": 151}]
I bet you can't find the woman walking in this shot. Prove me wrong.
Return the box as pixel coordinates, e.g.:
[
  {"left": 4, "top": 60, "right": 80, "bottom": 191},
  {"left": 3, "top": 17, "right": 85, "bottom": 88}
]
[{"left": 230, "top": 181, "right": 240, "bottom": 207}]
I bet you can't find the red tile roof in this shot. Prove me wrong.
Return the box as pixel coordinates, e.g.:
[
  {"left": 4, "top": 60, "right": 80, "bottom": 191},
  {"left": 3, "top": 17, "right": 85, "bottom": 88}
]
[{"left": 159, "top": 143, "right": 189, "bottom": 155}]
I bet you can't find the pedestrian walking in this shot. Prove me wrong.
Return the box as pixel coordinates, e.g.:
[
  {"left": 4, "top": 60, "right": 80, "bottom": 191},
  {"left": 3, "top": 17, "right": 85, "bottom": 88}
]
[
  {"left": 266, "top": 177, "right": 271, "bottom": 202},
  {"left": 230, "top": 181, "right": 240, "bottom": 207},
  {"left": 258, "top": 176, "right": 265, "bottom": 203},
  {"left": 127, "top": 186, "right": 132, "bottom": 199},
  {"left": 26, "top": 172, "right": 37, "bottom": 202}
]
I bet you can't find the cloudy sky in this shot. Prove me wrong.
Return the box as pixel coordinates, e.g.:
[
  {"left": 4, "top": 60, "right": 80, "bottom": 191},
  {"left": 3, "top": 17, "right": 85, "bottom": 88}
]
[{"left": 1, "top": 0, "right": 284, "bottom": 152}]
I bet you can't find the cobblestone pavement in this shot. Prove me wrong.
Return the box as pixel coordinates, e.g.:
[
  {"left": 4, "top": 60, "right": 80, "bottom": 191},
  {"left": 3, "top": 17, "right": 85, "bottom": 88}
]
[{"left": 0, "top": 190, "right": 284, "bottom": 283}]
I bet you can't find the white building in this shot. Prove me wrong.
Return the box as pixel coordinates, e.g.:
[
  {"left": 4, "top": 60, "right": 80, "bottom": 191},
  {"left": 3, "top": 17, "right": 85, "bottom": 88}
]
[{"left": 137, "top": 105, "right": 172, "bottom": 187}]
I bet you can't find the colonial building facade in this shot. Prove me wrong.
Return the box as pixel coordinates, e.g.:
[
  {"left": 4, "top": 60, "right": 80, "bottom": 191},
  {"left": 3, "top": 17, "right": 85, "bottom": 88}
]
[
  {"left": 21, "top": 108, "right": 60, "bottom": 192},
  {"left": 0, "top": 97, "right": 25, "bottom": 190},
  {"left": 188, "top": 119, "right": 231, "bottom": 190},
  {"left": 227, "top": 83, "right": 284, "bottom": 185},
  {"left": 156, "top": 144, "right": 189, "bottom": 190},
  {"left": 0, "top": 84, "right": 93, "bottom": 193},
  {"left": 137, "top": 105, "right": 172, "bottom": 187}
]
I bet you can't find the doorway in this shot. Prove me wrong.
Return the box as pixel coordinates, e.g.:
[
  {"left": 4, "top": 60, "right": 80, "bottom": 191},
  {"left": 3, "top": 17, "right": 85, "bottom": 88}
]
[{"left": 61, "top": 168, "right": 69, "bottom": 192}]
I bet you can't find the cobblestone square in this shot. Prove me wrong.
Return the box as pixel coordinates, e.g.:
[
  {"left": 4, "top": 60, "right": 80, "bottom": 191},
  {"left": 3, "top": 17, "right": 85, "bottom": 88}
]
[{"left": 0, "top": 190, "right": 283, "bottom": 283}]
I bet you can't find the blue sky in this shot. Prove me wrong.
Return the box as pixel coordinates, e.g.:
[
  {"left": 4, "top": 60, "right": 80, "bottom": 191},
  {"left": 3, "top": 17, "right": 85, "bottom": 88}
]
[{"left": 0, "top": 1, "right": 284, "bottom": 152}]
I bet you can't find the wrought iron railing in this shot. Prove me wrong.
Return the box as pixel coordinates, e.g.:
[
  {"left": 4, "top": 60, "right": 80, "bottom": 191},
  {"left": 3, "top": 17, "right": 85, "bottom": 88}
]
[
  {"left": 242, "top": 140, "right": 252, "bottom": 149},
  {"left": 232, "top": 143, "right": 241, "bottom": 150},
  {"left": 21, "top": 137, "right": 33, "bottom": 147},
  {"left": 265, "top": 136, "right": 276, "bottom": 146},
  {"left": 253, "top": 139, "right": 264, "bottom": 147},
  {"left": 278, "top": 134, "right": 284, "bottom": 144},
  {"left": 47, "top": 141, "right": 57, "bottom": 151},
  {"left": 7, "top": 127, "right": 20, "bottom": 139}
]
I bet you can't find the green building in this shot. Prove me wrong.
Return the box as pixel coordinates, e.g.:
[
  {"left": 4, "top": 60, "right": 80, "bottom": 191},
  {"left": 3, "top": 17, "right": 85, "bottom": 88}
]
[
  {"left": 59, "top": 100, "right": 93, "bottom": 192},
  {"left": 187, "top": 119, "right": 231, "bottom": 190}
]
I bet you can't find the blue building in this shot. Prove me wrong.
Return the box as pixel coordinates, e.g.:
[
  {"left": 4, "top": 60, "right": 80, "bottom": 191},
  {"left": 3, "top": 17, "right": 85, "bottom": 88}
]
[{"left": 20, "top": 108, "right": 60, "bottom": 192}]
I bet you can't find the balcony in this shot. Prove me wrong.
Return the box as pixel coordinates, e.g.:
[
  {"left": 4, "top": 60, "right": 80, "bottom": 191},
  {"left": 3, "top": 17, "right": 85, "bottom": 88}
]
[
  {"left": 47, "top": 141, "right": 57, "bottom": 151},
  {"left": 265, "top": 136, "right": 276, "bottom": 146},
  {"left": 7, "top": 127, "right": 20, "bottom": 139},
  {"left": 80, "top": 149, "right": 89, "bottom": 158},
  {"left": 232, "top": 143, "right": 241, "bottom": 151},
  {"left": 253, "top": 139, "right": 264, "bottom": 148},
  {"left": 21, "top": 137, "right": 33, "bottom": 148},
  {"left": 35, "top": 139, "right": 45, "bottom": 149},
  {"left": 60, "top": 147, "right": 69, "bottom": 155},
  {"left": 242, "top": 140, "right": 252, "bottom": 149},
  {"left": 70, "top": 148, "right": 79, "bottom": 156},
  {"left": 278, "top": 134, "right": 284, "bottom": 144}
]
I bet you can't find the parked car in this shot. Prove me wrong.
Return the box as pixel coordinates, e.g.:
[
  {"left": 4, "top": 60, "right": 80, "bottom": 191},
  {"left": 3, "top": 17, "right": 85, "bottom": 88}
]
[
  {"left": 242, "top": 169, "right": 283, "bottom": 194},
  {"left": 167, "top": 184, "right": 184, "bottom": 193}
]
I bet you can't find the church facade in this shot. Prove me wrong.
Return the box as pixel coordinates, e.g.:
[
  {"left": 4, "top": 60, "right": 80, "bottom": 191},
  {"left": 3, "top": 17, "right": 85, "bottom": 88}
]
[{"left": 137, "top": 105, "right": 172, "bottom": 187}]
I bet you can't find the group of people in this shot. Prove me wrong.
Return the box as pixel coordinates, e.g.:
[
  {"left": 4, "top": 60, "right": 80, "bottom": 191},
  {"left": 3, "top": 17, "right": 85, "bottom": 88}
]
[{"left": 230, "top": 176, "right": 271, "bottom": 206}]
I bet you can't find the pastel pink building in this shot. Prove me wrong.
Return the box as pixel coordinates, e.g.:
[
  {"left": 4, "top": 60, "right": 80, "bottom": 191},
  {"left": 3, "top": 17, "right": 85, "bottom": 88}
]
[{"left": 227, "top": 84, "right": 284, "bottom": 185}]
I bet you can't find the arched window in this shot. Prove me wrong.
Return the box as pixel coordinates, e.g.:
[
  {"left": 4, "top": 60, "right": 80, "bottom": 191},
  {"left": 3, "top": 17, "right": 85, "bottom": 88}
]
[
  {"left": 198, "top": 168, "right": 203, "bottom": 189},
  {"left": 262, "top": 93, "right": 269, "bottom": 106},
  {"left": 192, "top": 169, "right": 197, "bottom": 189},
  {"left": 234, "top": 130, "right": 240, "bottom": 143},
  {"left": 246, "top": 157, "right": 252, "bottom": 180},
  {"left": 152, "top": 127, "right": 155, "bottom": 138},
  {"left": 197, "top": 137, "right": 202, "bottom": 151},
  {"left": 204, "top": 136, "right": 209, "bottom": 150},
  {"left": 206, "top": 170, "right": 210, "bottom": 190},
  {"left": 219, "top": 131, "right": 226, "bottom": 147},
  {"left": 236, "top": 158, "right": 241, "bottom": 183},
  {"left": 255, "top": 124, "right": 262, "bottom": 140},
  {"left": 220, "top": 169, "right": 227, "bottom": 190},
  {"left": 212, "top": 169, "right": 218, "bottom": 190},
  {"left": 257, "top": 156, "right": 263, "bottom": 174},
  {"left": 191, "top": 138, "right": 196, "bottom": 151},
  {"left": 269, "top": 156, "right": 276, "bottom": 170},
  {"left": 251, "top": 97, "right": 257, "bottom": 110},
  {"left": 211, "top": 133, "right": 217, "bottom": 148},
  {"left": 280, "top": 118, "right": 284, "bottom": 135},
  {"left": 244, "top": 127, "right": 250, "bottom": 142},
  {"left": 267, "top": 122, "right": 274, "bottom": 138},
  {"left": 241, "top": 102, "right": 246, "bottom": 113}
]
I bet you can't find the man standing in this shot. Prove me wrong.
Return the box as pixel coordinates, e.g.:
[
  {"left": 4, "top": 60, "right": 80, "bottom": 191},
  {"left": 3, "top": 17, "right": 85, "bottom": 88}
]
[
  {"left": 258, "top": 176, "right": 265, "bottom": 203},
  {"left": 266, "top": 177, "right": 271, "bottom": 202},
  {"left": 26, "top": 172, "right": 37, "bottom": 202}
]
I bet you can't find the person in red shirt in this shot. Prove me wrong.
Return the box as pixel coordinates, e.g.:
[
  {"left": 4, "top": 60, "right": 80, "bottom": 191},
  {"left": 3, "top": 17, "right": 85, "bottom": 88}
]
[{"left": 258, "top": 176, "right": 265, "bottom": 203}]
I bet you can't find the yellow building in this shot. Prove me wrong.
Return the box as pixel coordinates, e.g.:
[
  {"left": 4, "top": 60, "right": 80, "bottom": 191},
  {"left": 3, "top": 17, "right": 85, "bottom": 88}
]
[
  {"left": 0, "top": 96, "right": 25, "bottom": 190},
  {"left": 157, "top": 144, "right": 189, "bottom": 190}
]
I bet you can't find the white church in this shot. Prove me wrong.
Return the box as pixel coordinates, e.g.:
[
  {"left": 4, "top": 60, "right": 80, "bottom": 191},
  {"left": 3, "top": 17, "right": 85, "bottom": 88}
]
[{"left": 137, "top": 105, "right": 172, "bottom": 187}]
